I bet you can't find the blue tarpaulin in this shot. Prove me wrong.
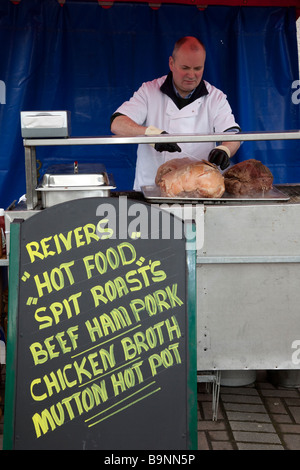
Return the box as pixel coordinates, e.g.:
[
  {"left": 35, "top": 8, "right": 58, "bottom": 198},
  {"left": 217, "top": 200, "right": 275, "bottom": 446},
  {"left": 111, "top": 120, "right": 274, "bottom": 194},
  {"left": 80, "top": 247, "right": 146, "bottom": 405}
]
[{"left": 0, "top": 0, "right": 299, "bottom": 207}]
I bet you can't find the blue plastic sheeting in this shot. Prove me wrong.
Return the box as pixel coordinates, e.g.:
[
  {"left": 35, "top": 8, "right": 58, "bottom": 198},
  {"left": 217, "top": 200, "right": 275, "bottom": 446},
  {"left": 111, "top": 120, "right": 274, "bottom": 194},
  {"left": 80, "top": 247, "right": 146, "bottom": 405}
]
[{"left": 0, "top": 1, "right": 299, "bottom": 208}]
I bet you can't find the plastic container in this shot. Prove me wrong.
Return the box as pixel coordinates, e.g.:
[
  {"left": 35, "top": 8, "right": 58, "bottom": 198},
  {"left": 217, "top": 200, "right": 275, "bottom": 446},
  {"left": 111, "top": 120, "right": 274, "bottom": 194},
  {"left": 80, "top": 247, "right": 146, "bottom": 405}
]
[
  {"left": 267, "top": 370, "right": 300, "bottom": 388},
  {"left": 220, "top": 370, "right": 257, "bottom": 387}
]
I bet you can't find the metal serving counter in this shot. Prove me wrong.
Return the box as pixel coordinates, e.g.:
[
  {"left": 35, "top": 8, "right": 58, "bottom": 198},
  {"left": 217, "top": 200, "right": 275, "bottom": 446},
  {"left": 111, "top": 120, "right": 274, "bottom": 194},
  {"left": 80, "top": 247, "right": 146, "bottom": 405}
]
[
  {"left": 196, "top": 189, "right": 300, "bottom": 371},
  {"left": 18, "top": 132, "right": 300, "bottom": 372},
  {"left": 23, "top": 130, "right": 300, "bottom": 209}
]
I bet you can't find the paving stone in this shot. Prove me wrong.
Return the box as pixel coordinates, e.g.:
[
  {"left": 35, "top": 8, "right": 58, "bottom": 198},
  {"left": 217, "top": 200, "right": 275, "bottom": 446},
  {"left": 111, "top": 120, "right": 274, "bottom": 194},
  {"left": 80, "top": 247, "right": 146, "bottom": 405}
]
[
  {"left": 263, "top": 397, "right": 286, "bottom": 414},
  {"left": 277, "top": 423, "right": 300, "bottom": 433},
  {"left": 285, "top": 398, "right": 300, "bottom": 406},
  {"left": 256, "top": 382, "right": 276, "bottom": 390},
  {"left": 197, "top": 393, "right": 214, "bottom": 402},
  {"left": 198, "top": 420, "right": 226, "bottom": 431},
  {"left": 211, "top": 441, "right": 235, "bottom": 450},
  {"left": 225, "top": 411, "right": 271, "bottom": 423},
  {"left": 259, "top": 389, "right": 299, "bottom": 398},
  {"left": 281, "top": 434, "right": 300, "bottom": 450},
  {"left": 232, "top": 431, "right": 282, "bottom": 444},
  {"left": 271, "top": 413, "right": 293, "bottom": 424},
  {"left": 229, "top": 421, "right": 276, "bottom": 433},
  {"left": 208, "top": 430, "right": 230, "bottom": 441},
  {"left": 200, "top": 401, "right": 224, "bottom": 420},
  {"left": 223, "top": 402, "right": 266, "bottom": 413},
  {"left": 220, "top": 387, "right": 259, "bottom": 395},
  {"left": 221, "top": 392, "right": 263, "bottom": 403},
  {"left": 289, "top": 406, "right": 300, "bottom": 423},
  {"left": 197, "top": 431, "right": 210, "bottom": 450},
  {"left": 236, "top": 442, "right": 284, "bottom": 450}
]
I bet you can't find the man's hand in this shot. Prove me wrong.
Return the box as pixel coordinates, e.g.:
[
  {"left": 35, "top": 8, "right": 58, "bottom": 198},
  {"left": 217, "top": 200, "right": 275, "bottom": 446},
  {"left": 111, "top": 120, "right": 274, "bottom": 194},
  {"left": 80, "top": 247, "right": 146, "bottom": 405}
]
[
  {"left": 155, "top": 131, "right": 182, "bottom": 153},
  {"left": 145, "top": 126, "right": 181, "bottom": 153},
  {"left": 208, "top": 145, "right": 231, "bottom": 170}
]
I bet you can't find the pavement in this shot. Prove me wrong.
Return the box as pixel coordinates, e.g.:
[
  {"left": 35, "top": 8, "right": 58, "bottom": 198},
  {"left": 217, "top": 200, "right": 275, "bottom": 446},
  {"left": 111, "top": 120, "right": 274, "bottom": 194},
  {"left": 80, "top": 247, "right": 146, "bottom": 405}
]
[
  {"left": 197, "top": 370, "right": 300, "bottom": 450},
  {"left": 1, "top": 368, "right": 300, "bottom": 450}
]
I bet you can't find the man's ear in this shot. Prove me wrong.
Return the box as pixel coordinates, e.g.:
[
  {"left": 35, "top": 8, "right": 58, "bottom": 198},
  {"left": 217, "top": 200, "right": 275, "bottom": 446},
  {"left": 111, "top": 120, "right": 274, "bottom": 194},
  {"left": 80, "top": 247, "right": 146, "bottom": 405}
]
[{"left": 169, "top": 56, "right": 174, "bottom": 71}]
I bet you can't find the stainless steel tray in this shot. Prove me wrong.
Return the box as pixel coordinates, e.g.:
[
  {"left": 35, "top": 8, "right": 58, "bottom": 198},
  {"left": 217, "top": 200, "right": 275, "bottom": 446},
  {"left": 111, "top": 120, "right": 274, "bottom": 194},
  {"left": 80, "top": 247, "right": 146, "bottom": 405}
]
[
  {"left": 43, "top": 173, "right": 108, "bottom": 187},
  {"left": 36, "top": 162, "right": 116, "bottom": 207},
  {"left": 141, "top": 185, "right": 290, "bottom": 203},
  {"left": 37, "top": 163, "right": 116, "bottom": 190}
]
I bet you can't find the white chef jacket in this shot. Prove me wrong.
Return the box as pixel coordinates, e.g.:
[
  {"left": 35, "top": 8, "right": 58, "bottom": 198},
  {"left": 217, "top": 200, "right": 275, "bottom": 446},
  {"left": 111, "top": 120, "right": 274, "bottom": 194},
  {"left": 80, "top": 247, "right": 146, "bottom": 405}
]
[{"left": 113, "top": 75, "right": 240, "bottom": 190}]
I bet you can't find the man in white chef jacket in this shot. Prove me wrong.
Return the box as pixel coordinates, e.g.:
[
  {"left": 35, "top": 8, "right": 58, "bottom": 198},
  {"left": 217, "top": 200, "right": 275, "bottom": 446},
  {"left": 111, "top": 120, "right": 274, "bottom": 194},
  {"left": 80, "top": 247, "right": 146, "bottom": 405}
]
[{"left": 110, "top": 36, "right": 241, "bottom": 191}]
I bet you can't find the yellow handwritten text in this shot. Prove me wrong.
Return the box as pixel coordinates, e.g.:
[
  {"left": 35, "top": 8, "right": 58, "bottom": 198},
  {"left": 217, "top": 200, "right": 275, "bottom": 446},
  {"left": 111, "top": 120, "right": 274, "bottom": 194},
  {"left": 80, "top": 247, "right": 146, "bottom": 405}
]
[
  {"left": 129, "top": 284, "right": 183, "bottom": 321},
  {"left": 30, "top": 326, "right": 80, "bottom": 365},
  {"left": 32, "top": 379, "right": 108, "bottom": 438},
  {"left": 82, "top": 242, "right": 137, "bottom": 279},
  {"left": 34, "top": 261, "right": 75, "bottom": 298},
  {"left": 148, "top": 343, "right": 181, "bottom": 376},
  {"left": 85, "top": 306, "right": 132, "bottom": 342},
  {"left": 110, "top": 360, "right": 144, "bottom": 396},
  {"left": 26, "top": 222, "right": 103, "bottom": 263},
  {"left": 34, "top": 292, "right": 82, "bottom": 329},
  {"left": 30, "top": 345, "right": 115, "bottom": 399},
  {"left": 89, "top": 262, "right": 167, "bottom": 307},
  {"left": 121, "top": 316, "right": 181, "bottom": 361}
]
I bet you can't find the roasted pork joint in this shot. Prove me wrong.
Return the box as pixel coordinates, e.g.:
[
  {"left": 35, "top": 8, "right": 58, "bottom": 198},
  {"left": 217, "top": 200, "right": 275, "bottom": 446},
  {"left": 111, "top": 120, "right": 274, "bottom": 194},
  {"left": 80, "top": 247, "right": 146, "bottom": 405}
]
[
  {"left": 155, "top": 157, "right": 193, "bottom": 186},
  {"left": 223, "top": 159, "right": 273, "bottom": 195},
  {"left": 156, "top": 158, "right": 225, "bottom": 198}
]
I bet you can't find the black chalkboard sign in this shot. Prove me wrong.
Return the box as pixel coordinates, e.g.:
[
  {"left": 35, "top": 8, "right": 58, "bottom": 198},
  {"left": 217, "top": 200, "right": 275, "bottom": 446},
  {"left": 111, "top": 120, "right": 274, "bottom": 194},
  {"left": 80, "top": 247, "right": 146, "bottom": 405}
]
[{"left": 4, "top": 197, "right": 197, "bottom": 450}]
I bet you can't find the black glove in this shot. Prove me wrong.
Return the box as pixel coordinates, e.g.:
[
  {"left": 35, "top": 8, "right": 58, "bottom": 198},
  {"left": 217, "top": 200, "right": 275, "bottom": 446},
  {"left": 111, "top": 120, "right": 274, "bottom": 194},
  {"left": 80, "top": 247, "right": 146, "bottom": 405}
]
[
  {"left": 154, "top": 131, "right": 181, "bottom": 153},
  {"left": 145, "top": 126, "right": 181, "bottom": 153},
  {"left": 208, "top": 147, "right": 230, "bottom": 170}
]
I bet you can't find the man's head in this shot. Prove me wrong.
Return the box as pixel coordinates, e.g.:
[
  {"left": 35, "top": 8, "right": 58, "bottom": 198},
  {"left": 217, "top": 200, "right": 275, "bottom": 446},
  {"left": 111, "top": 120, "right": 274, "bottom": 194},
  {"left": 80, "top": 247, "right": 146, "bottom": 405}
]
[{"left": 169, "top": 36, "right": 206, "bottom": 98}]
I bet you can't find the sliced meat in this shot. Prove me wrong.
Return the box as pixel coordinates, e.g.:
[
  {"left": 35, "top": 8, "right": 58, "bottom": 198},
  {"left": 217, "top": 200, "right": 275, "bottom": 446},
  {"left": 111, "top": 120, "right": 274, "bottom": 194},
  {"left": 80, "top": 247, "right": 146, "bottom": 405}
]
[
  {"left": 223, "top": 159, "right": 273, "bottom": 195},
  {"left": 156, "top": 159, "right": 225, "bottom": 198}
]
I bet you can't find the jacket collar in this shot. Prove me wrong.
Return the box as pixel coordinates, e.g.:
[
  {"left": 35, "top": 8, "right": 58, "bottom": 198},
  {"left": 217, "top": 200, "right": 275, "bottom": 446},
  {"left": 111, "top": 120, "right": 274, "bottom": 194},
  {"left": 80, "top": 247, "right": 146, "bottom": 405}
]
[{"left": 160, "top": 72, "right": 209, "bottom": 109}]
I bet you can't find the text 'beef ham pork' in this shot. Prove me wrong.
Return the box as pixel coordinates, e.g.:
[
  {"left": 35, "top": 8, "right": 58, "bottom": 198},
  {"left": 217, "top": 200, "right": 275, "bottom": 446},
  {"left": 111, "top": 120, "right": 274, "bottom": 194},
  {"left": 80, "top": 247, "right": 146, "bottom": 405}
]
[
  {"left": 155, "top": 158, "right": 225, "bottom": 198},
  {"left": 223, "top": 159, "right": 273, "bottom": 195}
]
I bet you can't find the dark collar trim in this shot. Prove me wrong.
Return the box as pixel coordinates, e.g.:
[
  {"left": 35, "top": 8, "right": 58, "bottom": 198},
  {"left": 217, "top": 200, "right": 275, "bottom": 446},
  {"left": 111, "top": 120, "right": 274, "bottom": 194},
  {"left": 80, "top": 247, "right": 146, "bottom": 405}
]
[{"left": 160, "top": 72, "right": 209, "bottom": 109}]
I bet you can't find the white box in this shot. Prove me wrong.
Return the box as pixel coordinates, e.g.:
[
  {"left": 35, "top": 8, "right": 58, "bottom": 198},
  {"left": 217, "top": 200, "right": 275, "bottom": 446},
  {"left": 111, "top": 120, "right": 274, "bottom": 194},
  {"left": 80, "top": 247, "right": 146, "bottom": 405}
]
[{"left": 20, "top": 111, "right": 70, "bottom": 138}]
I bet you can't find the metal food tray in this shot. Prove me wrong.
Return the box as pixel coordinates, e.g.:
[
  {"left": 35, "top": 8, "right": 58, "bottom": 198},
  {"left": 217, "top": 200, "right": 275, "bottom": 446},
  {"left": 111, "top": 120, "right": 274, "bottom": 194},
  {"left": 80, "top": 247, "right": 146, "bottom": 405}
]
[
  {"left": 44, "top": 173, "right": 108, "bottom": 187},
  {"left": 141, "top": 185, "right": 290, "bottom": 203},
  {"left": 36, "top": 162, "right": 116, "bottom": 207},
  {"left": 37, "top": 163, "right": 116, "bottom": 190},
  {"left": 37, "top": 174, "right": 116, "bottom": 190}
]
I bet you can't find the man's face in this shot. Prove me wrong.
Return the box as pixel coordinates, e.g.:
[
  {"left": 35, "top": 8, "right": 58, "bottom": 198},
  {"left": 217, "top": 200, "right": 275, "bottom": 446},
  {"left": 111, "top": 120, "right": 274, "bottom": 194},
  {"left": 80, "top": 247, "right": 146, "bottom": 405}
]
[{"left": 169, "top": 45, "right": 206, "bottom": 98}]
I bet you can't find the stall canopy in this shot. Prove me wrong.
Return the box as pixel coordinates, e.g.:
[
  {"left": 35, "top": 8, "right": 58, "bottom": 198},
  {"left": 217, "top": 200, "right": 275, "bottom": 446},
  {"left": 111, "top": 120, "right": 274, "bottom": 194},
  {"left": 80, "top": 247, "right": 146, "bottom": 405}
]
[{"left": 0, "top": 0, "right": 299, "bottom": 208}]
